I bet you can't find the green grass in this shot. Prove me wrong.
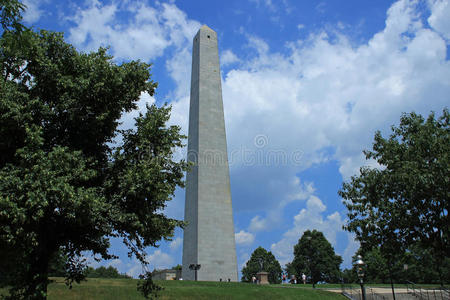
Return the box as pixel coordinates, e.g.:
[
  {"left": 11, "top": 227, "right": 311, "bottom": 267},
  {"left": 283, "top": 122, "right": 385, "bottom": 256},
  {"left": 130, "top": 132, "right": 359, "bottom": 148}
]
[
  {"left": 2, "top": 279, "right": 446, "bottom": 299},
  {"left": 1, "top": 278, "right": 346, "bottom": 299}
]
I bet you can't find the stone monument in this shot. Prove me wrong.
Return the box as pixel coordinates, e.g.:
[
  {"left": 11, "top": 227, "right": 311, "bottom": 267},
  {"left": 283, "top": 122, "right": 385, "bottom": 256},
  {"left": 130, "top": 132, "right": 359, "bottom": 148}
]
[
  {"left": 256, "top": 272, "right": 269, "bottom": 285},
  {"left": 182, "top": 25, "right": 238, "bottom": 281}
]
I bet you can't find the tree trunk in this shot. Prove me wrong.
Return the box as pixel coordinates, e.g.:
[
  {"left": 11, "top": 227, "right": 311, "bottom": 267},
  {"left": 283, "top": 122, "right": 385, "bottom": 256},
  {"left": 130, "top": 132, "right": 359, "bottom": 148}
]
[
  {"left": 24, "top": 255, "right": 50, "bottom": 300},
  {"left": 25, "top": 272, "right": 49, "bottom": 300},
  {"left": 388, "top": 265, "right": 396, "bottom": 300}
]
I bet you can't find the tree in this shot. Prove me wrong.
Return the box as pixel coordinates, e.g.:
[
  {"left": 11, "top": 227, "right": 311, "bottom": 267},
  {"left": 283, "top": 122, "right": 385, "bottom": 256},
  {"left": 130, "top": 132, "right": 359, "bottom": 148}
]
[
  {"left": 341, "top": 268, "right": 357, "bottom": 284},
  {"left": 241, "top": 247, "right": 282, "bottom": 284},
  {"left": 340, "top": 109, "right": 449, "bottom": 286},
  {"left": 0, "top": 1, "right": 188, "bottom": 299},
  {"left": 85, "top": 266, "right": 131, "bottom": 279},
  {"left": 290, "top": 230, "right": 342, "bottom": 287},
  {"left": 355, "top": 248, "right": 392, "bottom": 284}
]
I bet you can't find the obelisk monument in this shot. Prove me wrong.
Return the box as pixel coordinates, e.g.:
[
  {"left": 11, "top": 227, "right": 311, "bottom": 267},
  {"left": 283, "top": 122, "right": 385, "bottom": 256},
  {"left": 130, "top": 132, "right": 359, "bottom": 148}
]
[{"left": 182, "top": 25, "right": 238, "bottom": 281}]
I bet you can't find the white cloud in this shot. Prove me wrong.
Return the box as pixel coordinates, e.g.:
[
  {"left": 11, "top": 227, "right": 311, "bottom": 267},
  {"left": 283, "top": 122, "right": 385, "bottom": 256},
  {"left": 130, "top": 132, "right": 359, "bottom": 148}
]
[
  {"left": 221, "top": 49, "right": 240, "bottom": 66},
  {"left": 148, "top": 249, "right": 174, "bottom": 270},
  {"left": 248, "top": 215, "right": 268, "bottom": 232},
  {"left": 126, "top": 259, "right": 143, "bottom": 278},
  {"left": 22, "top": 0, "right": 46, "bottom": 23},
  {"left": 221, "top": 0, "right": 450, "bottom": 189},
  {"left": 245, "top": 177, "right": 315, "bottom": 232},
  {"left": 270, "top": 195, "right": 345, "bottom": 267},
  {"left": 427, "top": 0, "right": 450, "bottom": 40},
  {"left": 343, "top": 234, "right": 360, "bottom": 268},
  {"left": 67, "top": 1, "right": 200, "bottom": 62},
  {"left": 235, "top": 230, "right": 255, "bottom": 246},
  {"left": 169, "top": 237, "right": 182, "bottom": 251},
  {"left": 107, "top": 258, "right": 123, "bottom": 268}
]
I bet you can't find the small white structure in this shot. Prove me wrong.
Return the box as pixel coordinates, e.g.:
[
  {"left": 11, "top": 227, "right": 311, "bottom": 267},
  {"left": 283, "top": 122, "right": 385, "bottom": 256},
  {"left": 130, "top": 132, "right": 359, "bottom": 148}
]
[{"left": 152, "top": 269, "right": 182, "bottom": 281}]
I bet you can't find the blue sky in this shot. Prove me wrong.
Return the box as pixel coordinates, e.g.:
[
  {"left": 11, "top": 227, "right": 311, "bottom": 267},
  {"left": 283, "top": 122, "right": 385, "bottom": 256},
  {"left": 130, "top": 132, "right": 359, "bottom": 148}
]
[{"left": 21, "top": 0, "right": 450, "bottom": 278}]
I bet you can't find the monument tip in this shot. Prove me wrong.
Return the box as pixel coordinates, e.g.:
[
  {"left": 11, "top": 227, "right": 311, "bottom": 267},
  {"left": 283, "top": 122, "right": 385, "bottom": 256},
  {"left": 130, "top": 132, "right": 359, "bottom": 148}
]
[{"left": 200, "top": 24, "right": 215, "bottom": 32}]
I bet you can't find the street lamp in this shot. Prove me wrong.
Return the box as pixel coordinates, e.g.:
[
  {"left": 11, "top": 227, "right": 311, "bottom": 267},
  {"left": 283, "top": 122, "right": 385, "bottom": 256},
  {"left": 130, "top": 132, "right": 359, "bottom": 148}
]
[
  {"left": 355, "top": 255, "right": 366, "bottom": 300},
  {"left": 306, "top": 236, "right": 313, "bottom": 287},
  {"left": 189, "top": 264, "right": 201, "bottom": 281}
]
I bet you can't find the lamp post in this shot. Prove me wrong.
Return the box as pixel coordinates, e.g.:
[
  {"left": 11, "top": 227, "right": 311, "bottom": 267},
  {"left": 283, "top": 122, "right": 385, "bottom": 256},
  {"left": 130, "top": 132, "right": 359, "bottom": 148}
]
[
  {"left": 189, "top": 264, "right": 201, "bottom": 281},
  {"left": 306, "top": 235, "right": 313, "bottom": 288},
  {"left": 355, "top": 255, "right": 366, "bottom": 300}
]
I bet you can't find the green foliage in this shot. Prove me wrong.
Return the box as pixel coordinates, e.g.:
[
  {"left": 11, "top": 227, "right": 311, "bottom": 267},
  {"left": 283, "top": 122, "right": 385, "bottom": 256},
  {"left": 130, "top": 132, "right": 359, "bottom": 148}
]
[
  {"left": 289, "top": 230, "right": 342, "bottom": 287},
  {"left": 0, "top": 1, "right": 187, "bottom": 298},
  {"left": 85, "top": 266, "right": 131, "bottom": 279},
  {"left": 137, "top": 272, "right": 163, "bottom": 299},
  {"left": 171, "top": 265, "right": 182, "bottom": 271},
  {"left": 241, "top": 246, "right": 283, "bottom": 284},
  {"left": 347, "top": 245, "right": 450, "bottom": 284},
  {"left": 340, "top": 109, "right": 449, "bottom": 284},
  {"left": 0, "top": 0, "right": 24, "bottom": 31},
  {"left": 47, "top": 250, "right": 69, "bottom": 278},
  {"left": 340, "top": 268, "right": 356, "bottom": 284},
  {"left": 355, "top": 248, "right": 391, "bottom": 284}
]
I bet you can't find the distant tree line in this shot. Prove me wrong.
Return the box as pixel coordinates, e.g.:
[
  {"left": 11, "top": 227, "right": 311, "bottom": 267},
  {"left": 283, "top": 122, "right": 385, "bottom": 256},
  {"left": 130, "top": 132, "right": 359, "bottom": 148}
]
[
  {"left": 44, "top": 251, "right": 131, "bottom": 279},
  {"left": 84, "top": 266, "right": 131, "bottom": 279},
  {"left": 342, "top": 245, "right": 450, "bottom": 284},
  {"left": 242, "top": 228, "right": 449, "bottom": 286}
]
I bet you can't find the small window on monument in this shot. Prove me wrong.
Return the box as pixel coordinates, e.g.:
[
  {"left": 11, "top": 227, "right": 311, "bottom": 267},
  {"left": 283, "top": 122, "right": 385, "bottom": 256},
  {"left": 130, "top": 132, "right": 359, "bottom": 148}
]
[{"left": 207, "top": 35, "right": 210, "bottom": 38}]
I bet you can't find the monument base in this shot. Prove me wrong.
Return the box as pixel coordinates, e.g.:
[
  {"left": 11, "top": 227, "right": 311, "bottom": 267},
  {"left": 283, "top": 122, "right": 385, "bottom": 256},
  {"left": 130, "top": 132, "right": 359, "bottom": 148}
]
[{"left": 256, "top": 272, "right": 269, "bottom": 285}]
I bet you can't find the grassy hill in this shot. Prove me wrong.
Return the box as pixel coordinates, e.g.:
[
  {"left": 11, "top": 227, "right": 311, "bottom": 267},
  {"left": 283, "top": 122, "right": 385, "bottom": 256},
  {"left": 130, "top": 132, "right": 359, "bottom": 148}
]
[{"left": 1, "top": 278, "right": 346, "bottom": 299}]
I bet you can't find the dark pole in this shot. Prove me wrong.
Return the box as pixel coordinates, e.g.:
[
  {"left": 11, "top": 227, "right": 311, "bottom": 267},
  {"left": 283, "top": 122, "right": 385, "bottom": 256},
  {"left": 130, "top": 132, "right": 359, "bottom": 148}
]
[
  {"left": 306, "top": 236, "right": 313, "bottom": 288},
  {"left": 388, "top": 264, "right": 396, "bottom": 300},
  {"left": 355, "top": 255, "right": 366, "bottom": 300},
  {"left": 360, "top": 278, "right": 366, "bottom": 300},
  {"left": 189, "top": 264, "right": 201, "bottom": 281}
]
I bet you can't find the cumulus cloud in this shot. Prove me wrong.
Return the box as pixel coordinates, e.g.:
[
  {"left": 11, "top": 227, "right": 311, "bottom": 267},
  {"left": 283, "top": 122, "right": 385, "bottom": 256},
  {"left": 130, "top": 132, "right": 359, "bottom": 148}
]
[
  {"left": 235, "top": 230, "right": 255, "bottom": 246},
  {"left": 22, "top": 0, "right": 46, "bottom": 23},
  {"left": 246, "top": 177, "right": 315, "bottom": 232},
  {"left": 221, "top": 0, "right": 450, "bottom": 197},
  {"left": 270, "top": 195, "right": 345, "bottom": 267},
  {"left": 67, "top": 1, "right": 200, "bottom": 62},
  {"left": 148, "top": 250, "right": 174, "bottom": 270},
  {"left": 169, "top": 237, "right": 183, "bottom": 251},
  {"left": 248, "top": 215, "right": 268, "bottom": 232},
  {"left": 427, "top": 0, "right": 450, "bottom": 40},
  {"left": 221, "top": 49, "right": 240, "bottom": 66}
]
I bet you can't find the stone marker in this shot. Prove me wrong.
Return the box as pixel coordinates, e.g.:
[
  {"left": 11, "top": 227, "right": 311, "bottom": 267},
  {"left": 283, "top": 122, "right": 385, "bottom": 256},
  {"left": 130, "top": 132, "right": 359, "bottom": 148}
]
[
  {"left": 182, "top": 25, "right": 238, "bottom": 282},
  {"left": 256, "top": 272, "right": 269, "bottom": 285}
]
